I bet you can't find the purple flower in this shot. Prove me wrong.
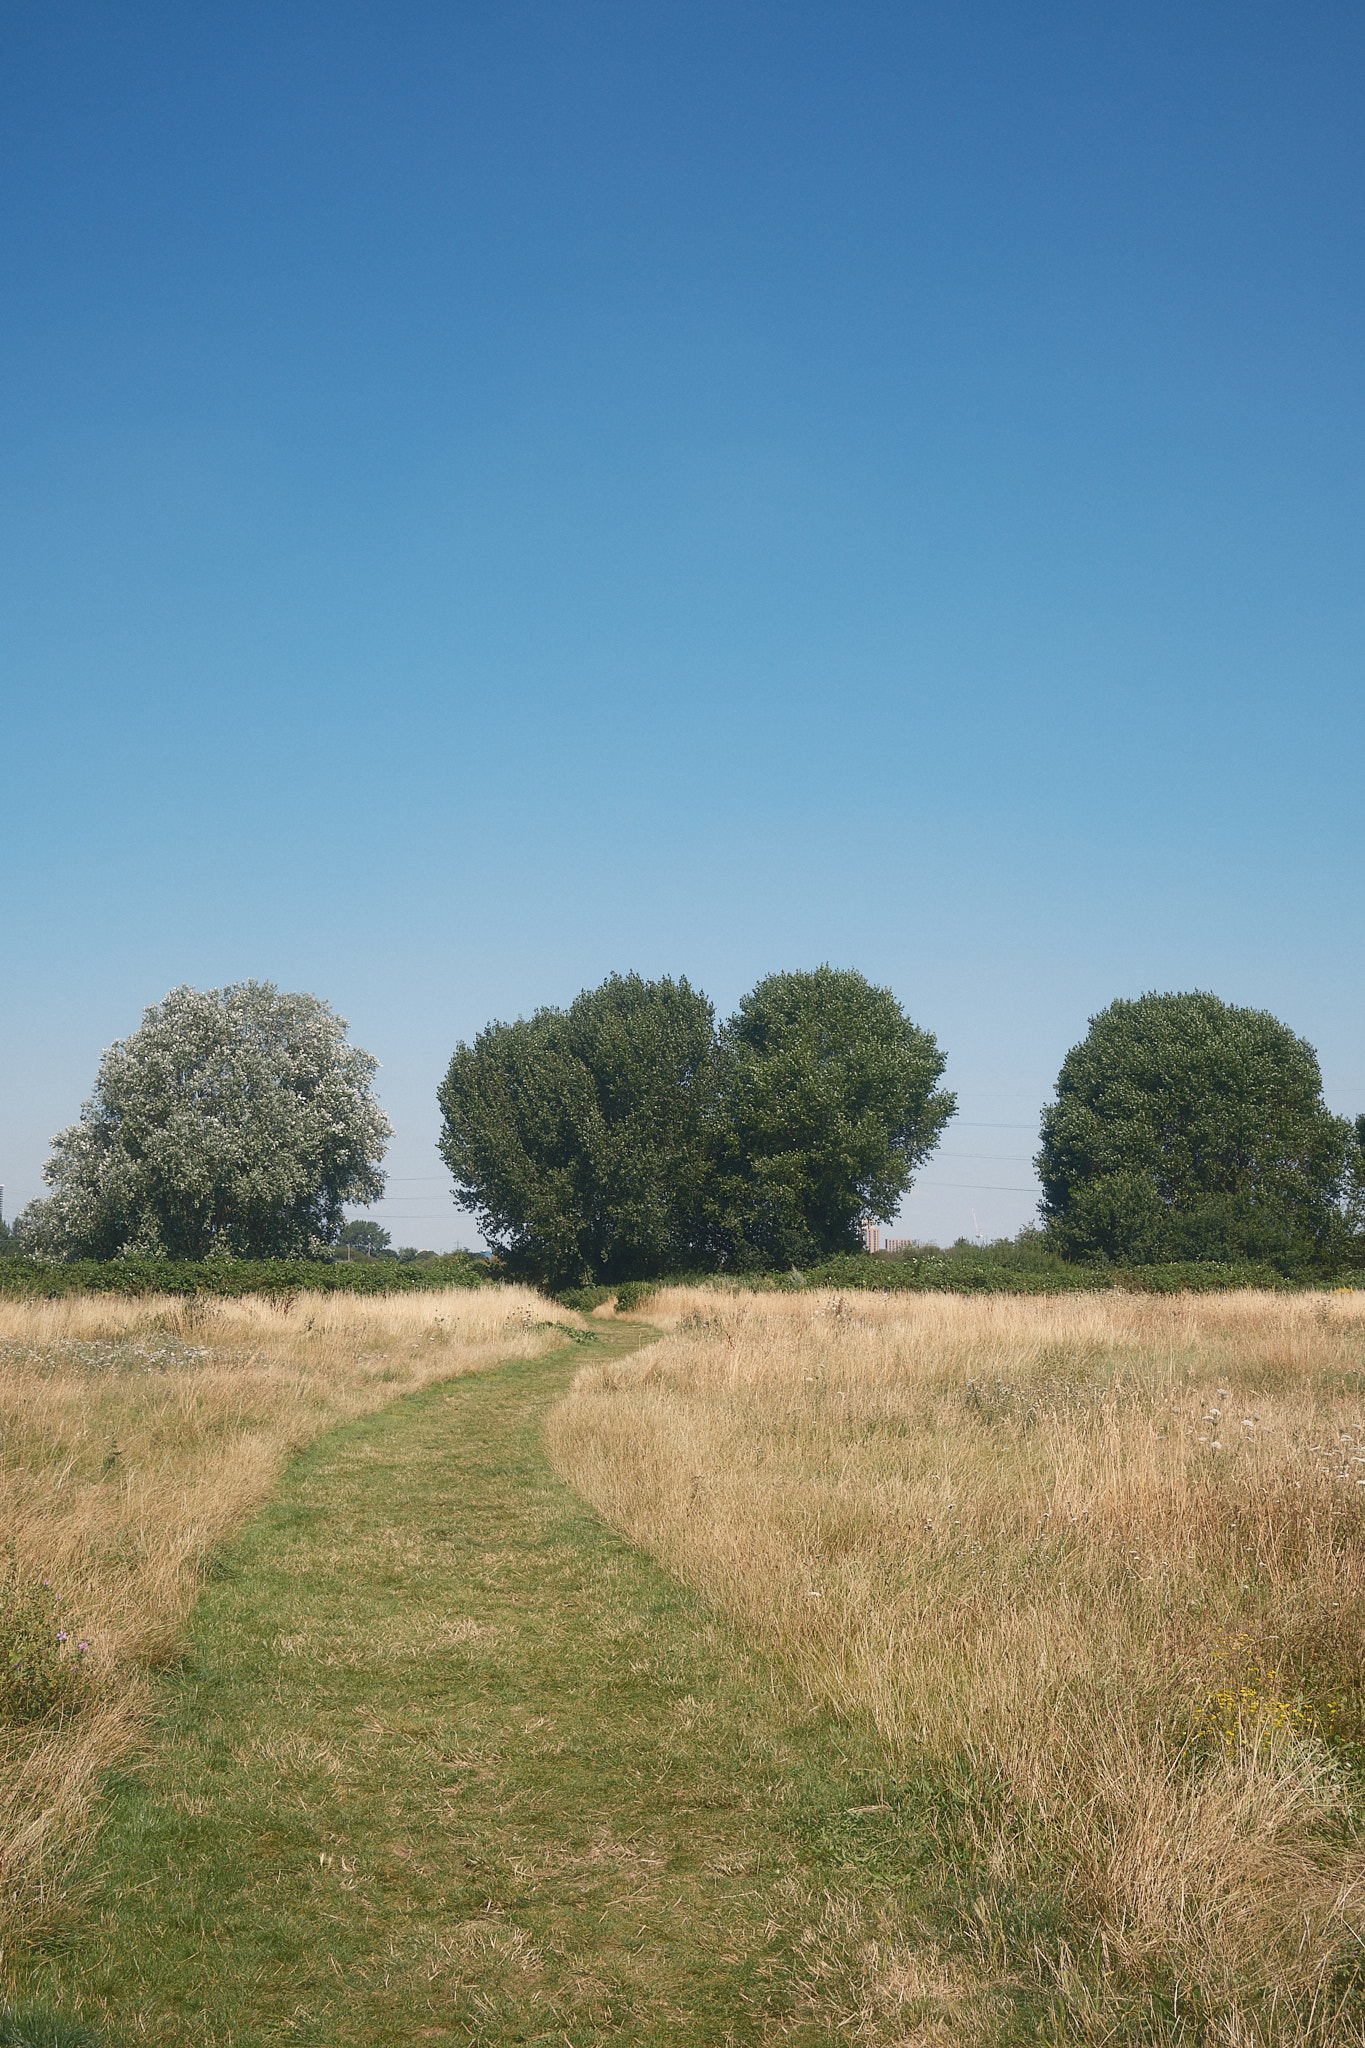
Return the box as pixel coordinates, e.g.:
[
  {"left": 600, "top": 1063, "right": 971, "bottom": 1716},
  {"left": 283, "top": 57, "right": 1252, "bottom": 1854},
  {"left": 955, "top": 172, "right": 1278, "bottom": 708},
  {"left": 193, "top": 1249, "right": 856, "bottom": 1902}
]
[
  {"left": 78, "top": 1641, "right": 90, "bottom": 1652},
  {"left": 57, "top": 1629, "right": 68, "bottom": 1642}
]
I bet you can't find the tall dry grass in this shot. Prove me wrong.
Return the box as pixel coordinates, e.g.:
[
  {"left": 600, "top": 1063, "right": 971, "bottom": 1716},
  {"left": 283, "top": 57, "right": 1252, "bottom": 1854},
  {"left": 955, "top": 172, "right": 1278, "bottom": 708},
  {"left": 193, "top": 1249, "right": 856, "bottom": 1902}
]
[
  {"left": 550, "top": 1285, "right": 1365, "bottom": 2039},
  {"left": 0, "top": 1283, "right": 574, "bottom": 1964}
]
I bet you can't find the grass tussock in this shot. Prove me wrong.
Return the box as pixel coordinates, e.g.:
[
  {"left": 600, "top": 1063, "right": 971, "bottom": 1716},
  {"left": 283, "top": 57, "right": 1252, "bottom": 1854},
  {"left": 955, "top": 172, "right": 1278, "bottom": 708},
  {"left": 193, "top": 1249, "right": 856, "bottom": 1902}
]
[
  {"left": 0, "top": 1284, "right": 574, "bottom": 1960},
  {"left": 550, "top": 1285, "right": 1365, "bottom": 2040}
]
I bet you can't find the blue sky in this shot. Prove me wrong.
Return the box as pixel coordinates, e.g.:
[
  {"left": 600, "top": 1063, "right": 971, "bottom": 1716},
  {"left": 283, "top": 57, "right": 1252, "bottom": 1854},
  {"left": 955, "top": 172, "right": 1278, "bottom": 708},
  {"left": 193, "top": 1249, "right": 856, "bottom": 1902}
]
[{"left": 3, "top": 1, "right": 1362, "bottom": 1249}]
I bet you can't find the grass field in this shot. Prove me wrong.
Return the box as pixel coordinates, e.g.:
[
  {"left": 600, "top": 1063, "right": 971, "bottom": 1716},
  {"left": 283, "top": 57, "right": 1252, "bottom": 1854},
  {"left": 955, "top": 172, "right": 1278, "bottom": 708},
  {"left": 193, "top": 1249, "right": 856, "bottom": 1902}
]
[
  {"left": 15, "top": 1319, "right": 964, "bottom": 2047},
  {"left": 0, "top": 1285, "right": 576, "bottom": 1961},
  {"left": 9, "top": 1282, "right": 1365, "bottom": 2043},
  {"left": 552, "top": 1285, "right": 1365, "bottom": 2042}
]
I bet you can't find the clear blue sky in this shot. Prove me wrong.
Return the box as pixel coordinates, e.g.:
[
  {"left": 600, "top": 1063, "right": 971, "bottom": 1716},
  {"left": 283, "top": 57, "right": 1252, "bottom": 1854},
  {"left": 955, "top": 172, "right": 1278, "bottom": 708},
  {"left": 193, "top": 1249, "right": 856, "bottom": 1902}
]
[{"left": 3, "top": 2, "right": 1362, "bottom": 1249}]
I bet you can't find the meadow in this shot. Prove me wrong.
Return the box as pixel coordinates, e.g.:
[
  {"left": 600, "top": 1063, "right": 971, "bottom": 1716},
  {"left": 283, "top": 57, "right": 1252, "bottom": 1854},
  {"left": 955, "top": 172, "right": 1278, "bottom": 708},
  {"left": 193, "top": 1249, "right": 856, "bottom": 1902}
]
[
  {"left": 551, "top": 1284, "right": 1365, "bottom": 2041},
  {"left": 7, "top": 1279, "right": 1365, "bottom": 2043},
  {"left": 0, "top": 1285, "right": 575, "bottom": 1960}
]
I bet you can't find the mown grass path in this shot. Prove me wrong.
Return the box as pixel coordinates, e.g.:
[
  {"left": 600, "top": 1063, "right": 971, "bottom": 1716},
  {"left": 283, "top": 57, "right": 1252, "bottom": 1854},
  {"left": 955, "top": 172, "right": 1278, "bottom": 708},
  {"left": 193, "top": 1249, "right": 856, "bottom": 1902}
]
[{"left": 37, "top": 1326, "right": 930, "bottom": 2046}]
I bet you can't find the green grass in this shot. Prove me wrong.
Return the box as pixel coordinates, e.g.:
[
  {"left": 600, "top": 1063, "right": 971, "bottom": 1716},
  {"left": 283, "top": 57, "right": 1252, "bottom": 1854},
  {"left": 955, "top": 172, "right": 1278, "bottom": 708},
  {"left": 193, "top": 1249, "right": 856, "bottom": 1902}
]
[
  {"left": 0, "top": 2008, "right": 106, "bottom": 2048},
  {"left": 23, "top": 1323, "right": 975, "bottom": 2047}
]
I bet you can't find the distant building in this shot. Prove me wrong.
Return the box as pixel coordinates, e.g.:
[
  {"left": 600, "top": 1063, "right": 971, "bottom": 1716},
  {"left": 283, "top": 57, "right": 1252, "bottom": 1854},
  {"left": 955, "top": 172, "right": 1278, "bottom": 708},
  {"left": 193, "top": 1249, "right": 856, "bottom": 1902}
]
[{"left": 861, "top": 1222, "right": 917, "bottom": 1254}]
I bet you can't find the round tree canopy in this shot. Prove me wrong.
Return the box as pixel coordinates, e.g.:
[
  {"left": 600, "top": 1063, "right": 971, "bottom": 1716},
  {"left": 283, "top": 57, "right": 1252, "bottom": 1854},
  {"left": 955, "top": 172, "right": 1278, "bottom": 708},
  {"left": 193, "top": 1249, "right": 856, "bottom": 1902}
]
[
  {"left": 1036, "top": 990, "right": 1352, "bottom": 1269},
  {"left": 18, "top": 982, "right": 390, "bottom": 1260}
]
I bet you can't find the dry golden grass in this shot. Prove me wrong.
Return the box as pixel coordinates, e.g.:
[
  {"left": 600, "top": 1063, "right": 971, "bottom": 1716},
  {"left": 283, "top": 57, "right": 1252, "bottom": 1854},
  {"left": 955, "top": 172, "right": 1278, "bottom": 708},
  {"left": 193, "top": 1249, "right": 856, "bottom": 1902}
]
[
  {"left": 0, "top": 1283, "right": 574, "bottom": 1960},
  {"left": 550, "top": 1285, "right": 1365, "bottom": 2039}
]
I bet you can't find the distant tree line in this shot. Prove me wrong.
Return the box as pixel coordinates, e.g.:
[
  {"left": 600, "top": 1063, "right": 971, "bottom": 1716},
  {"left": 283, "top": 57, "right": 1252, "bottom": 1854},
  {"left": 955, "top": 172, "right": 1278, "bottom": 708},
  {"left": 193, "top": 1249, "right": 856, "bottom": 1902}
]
[
  {"left": 7, "top": 973, "right": 1363, "bottom": 1285},
  {"left": 335, "top": 1220, "right": 440, "bottom": 1263}
]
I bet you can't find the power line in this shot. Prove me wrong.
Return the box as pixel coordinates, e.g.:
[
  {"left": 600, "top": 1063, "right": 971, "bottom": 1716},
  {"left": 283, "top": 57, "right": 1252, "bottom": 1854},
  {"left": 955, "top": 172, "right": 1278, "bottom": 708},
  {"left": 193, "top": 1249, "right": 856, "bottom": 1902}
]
[
  {"left": 937, "top": 1152, "right": 1037, "bottom": 1163},
  {"left": 953, "top": 1121, "right": 1037, "bottom": 1130}
]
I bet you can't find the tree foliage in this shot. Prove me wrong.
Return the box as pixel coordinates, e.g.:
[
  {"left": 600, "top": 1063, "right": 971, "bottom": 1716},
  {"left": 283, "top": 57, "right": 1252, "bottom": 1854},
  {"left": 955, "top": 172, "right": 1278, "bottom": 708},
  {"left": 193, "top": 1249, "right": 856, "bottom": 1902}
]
[
  {"left": 17, "top": 983, "right": 389, "bottom": 1261},
  {"left": 1344, "top": 1114, "right": 1365, "bottom": 1245},
  {"left": 437, "top": 966, "right": 953, "bottom": 1284},
  {"left": 1036, "top": 991, "right": 1354, "bottom": 1270},
  {"left": 715, "top": 967, "right": 955, "bottom": 1268},
  {"left": 438, "top": 974, "right": 719, "bottom": 1287},
  {"left": 337, "top": 1219, "right": 393, "bottom": 1253}
]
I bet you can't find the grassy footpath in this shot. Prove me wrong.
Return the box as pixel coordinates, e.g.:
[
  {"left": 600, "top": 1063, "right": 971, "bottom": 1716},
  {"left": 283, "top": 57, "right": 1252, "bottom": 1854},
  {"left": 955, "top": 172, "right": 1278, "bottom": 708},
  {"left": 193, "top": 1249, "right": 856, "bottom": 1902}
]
[{"left": 27, "top": 1323, "right": 944, "bottom": 2047}]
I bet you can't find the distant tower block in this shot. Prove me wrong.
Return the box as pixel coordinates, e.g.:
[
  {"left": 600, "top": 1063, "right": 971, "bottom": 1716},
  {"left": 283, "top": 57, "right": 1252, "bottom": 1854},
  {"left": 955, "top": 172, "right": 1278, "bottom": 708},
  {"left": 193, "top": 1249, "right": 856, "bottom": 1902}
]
[{"left": 860, "top": 1219, "right": 880, "bottom": 1254}]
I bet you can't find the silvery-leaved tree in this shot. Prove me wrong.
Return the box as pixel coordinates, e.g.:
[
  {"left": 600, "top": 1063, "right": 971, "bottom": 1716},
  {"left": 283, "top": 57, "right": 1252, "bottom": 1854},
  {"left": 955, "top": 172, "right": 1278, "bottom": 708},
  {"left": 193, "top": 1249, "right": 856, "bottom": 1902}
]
[{"left": 16, "top": 983, "right": 390, "bottom": 1260}]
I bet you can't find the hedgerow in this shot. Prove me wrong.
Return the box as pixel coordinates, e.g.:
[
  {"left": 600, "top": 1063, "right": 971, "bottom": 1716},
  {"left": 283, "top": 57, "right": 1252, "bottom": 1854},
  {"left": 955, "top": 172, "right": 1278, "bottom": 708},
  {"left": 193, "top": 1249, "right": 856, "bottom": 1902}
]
[
  {"left": 552, "top": 1249, "right": 1363, "bottom": 1303},
  {"left": 792, "top": 1250, "right": 1312, "bottom": 1294},
  {"left": 0, "top": 1253, "right": 490, "bottom": 1300}
]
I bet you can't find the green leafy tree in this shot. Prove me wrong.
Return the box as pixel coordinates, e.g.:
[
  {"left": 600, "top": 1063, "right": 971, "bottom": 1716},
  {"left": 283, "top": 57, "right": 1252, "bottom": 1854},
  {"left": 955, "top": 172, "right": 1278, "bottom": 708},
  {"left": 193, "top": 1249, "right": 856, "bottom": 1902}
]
[
  {"left": 714, "top": 967, "right": 955, "bottom": 1267},
  {"left": 337, "top": 1219, "right": 393, "bottom": 1255},
  {"left": 438, "top": 974, "right": 719, "bottom": 1287},
  {"left": 1343, "top": 1115, "right": 1365, "bottom": 1249},
  {"left": 16, "top": 983, "right": 389, "bottom": 1260},
  {"left": 1036, "top": 992, "right": 1353, "bottom": 1270}
]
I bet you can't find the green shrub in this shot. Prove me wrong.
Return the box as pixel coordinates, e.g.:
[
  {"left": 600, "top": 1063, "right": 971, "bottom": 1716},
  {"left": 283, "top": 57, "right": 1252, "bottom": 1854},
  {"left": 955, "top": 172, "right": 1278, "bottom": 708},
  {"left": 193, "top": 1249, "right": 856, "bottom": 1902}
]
[
  {"left": 556, "top": 1285, "right": 615, "bottom": 1313},
  {"left": 554, "top": 1281, "right": 661, "bottom": 1313},
  {"left": 0, "top": 1574, "right": 89, "bottom": 1723},
  {"left": 1112, "top": 1260, "right": 1321, "bottom": 1293},
  {"left": 612, "top": 1280, "right": 658, "bottom": 1313}
]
